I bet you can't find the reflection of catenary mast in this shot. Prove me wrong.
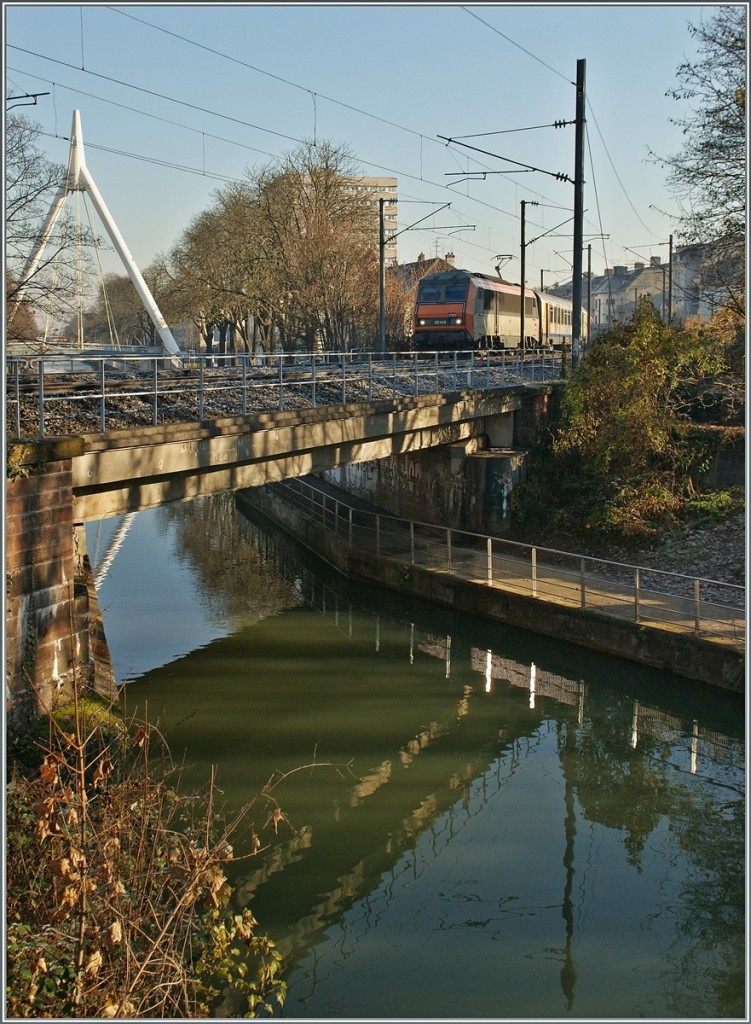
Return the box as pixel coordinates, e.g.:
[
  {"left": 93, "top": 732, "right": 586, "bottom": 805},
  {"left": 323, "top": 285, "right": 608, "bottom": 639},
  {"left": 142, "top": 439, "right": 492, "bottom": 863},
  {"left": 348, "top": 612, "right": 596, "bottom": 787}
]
[{"left": 558, "top": 718, "right": 578, "bottom": 1010}]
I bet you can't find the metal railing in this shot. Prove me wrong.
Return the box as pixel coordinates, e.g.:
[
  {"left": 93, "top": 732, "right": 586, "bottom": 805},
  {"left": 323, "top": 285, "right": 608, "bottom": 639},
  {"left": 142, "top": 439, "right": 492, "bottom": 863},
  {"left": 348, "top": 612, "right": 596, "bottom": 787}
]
[
  {"left": 6, "top": 347, "right": 563, "bottom": 438},
  {"left": 268, "top": 476, "right": 745, "bottom": 649}
]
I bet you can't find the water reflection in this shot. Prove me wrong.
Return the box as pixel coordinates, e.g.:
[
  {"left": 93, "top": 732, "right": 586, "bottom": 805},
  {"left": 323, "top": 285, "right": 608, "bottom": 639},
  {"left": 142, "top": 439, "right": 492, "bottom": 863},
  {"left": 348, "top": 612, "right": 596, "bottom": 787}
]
[{"left": 90, "top": 494, "right": 745, "bottom": 1019}]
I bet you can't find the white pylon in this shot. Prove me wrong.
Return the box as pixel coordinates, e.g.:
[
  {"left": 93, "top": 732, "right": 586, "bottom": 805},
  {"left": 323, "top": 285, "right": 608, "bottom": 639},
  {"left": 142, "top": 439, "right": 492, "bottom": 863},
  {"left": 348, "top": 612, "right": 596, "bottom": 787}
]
[{"left": 10, "top": 110, "right": 181, "bottom": 357}]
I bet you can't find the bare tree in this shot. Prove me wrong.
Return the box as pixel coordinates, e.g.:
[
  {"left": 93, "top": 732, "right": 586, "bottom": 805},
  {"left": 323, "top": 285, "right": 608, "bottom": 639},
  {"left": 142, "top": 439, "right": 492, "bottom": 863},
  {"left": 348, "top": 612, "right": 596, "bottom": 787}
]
[
  {"left": 5, "top": 114, "right": 98, "bottom": 341},
  {"left": 83, "top": 262, "right": 175, "bottom": 347},
  {"left": 6, "top": 270, "right": 39, "bottom": 344},
  {"left": 249, "top": 141, "right": 379, "bottom": 352},
  {"left": 167, "top": 187, "right": 275, "bottom": 358},
  {"left": 653, "top": 7, "right": 746, "bottom": 315}
]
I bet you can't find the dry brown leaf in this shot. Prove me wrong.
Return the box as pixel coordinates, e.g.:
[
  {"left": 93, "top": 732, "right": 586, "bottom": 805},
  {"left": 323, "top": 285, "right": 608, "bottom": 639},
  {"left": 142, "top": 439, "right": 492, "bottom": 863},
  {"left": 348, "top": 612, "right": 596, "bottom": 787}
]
[
  {"left": 51, "top": 857, "right": 79, "bottom": 882},
  {"left": 132, "top": 727, "right": 148, "bottom": 748},
  {"left": 84, "top": 950, "right": 103, "bottom": 977},
  {"left": 92, "top": 757, "right": 113, "bottom": 788},
  {"left": 39, "top": 755, "right": 61, "bottom": 786},
  {"left": 266, "top": 807, "right": 285, "bottom": 833},
  {"left": 36, "top": 816, "right": 62, "bottom": 843}
]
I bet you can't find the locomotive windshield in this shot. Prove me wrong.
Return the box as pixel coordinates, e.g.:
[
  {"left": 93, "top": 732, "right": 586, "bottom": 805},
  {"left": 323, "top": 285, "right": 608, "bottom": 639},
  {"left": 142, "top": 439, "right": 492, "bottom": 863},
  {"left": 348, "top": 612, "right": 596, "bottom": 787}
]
[{"left": 417, "top": 280, "right": 468, "bottom": 303}]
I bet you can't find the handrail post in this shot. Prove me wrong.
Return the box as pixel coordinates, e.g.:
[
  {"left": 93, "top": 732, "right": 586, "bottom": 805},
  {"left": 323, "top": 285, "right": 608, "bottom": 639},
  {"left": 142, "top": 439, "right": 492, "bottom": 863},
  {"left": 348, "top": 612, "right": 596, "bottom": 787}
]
[
  {"left": 152, "top": 358, "right": 158, "bottom": 426},
  {"left": 242, "top": 354, "right": 248, "bottom": 415},
  {"left": 278, "top": 355, "right": 284, "bottom": 411},
  {"left": 199, "top": 357, "right": 204, "bottom": 420},
  {"left": 410, "top": 521, "right": 415, "bottom": 564},
  {"left": 580, "top": 558, "right": 586, "bottom": 608},
  {"left": 368, "top": 353, "right": 373, "bottom": 402},
  {"left": 392, "top": 352, "right": 397, "bottom": 399},
  {"left": 342, "top": 353, "right": 346, "bottom": 404},
  {"left": 446, "top": 528, "right": 452, "bottom": 572},
  {"left": 634, "top": 568, "right": 641, "bottom": 621},
  {"left": 531, "top": 546, "right": 537, "bottom": 597},
  {"left": 487, "top": 537, "right": 493, "bottom": 583},
  {"left": 100, "top": 360, "right": 106, "bottom": 430},
  {"left": 312, "top": 352, "right": 317, "bottom": 407},
  {"left": 14, "top": 361, "right": 21, "bottom": 436},
  {"left": 38, "top": 359, "right": 45, "bottom": 437},
  {"left": 694, "top": 579, "right": 701, "bottom": 632}
]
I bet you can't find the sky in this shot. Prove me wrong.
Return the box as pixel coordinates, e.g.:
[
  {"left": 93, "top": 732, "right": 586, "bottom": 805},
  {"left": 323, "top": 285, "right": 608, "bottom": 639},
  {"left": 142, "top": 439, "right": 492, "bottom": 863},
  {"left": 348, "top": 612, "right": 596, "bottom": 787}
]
[{"left": 4, "top": 2, "right": 731, "bottom": 293}]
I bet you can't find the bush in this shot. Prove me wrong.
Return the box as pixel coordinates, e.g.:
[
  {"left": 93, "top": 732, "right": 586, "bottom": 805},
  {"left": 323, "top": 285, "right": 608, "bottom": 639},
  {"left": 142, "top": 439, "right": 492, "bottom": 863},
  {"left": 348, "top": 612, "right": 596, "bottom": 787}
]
[{"left": 6, "top": 690, "right": 287, "bottom": 1018}]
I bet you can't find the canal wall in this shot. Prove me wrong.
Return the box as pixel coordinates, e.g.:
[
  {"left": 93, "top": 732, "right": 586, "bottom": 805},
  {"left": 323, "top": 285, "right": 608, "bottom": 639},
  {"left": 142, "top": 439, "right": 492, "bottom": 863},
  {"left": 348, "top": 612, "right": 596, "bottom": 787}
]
[
  {"left": 239, "top": 486, "right": 744, "bottom": 693},
  {"left": 6, "top": 440, "right": 117, "bottom": 730}
]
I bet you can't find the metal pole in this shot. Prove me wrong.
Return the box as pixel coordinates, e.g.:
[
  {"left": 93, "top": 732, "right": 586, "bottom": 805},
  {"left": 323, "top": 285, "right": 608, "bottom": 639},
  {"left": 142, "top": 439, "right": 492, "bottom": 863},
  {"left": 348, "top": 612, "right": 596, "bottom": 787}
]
[
  {"left": 38, "top": 359, "right": 45, "bottom": 437},
  {"left": 99, "top": 360, "right": 106, "bottom": 430},
  {"left": 634, "top": 568, "right": 641, "bottom": 622},
  {"left": 531, "top": 546, "right": 537, "bottom": 597},
  {"left": 572, "top": 58, "right": 586, "bottom": 370},
  {"left": 520, "top": 200, "right": 526, "bottom": 349},
  {"left": 198, "top": 357, "right": 204, "bottom": 420},
  {"left": 14, "top": 362, "right": 21, "bottom": 436},
  {"left": 379, "top": 198, "right": 386, "bottom": 354},
  {"left": 586, "top": 244, "right": 592, "bottom": 351},
  {"left": 668, "top": 234, "right": 673, "bottom": 324},
  {"left": 152, "top": 359, "right": 158, "bottom": 426}
]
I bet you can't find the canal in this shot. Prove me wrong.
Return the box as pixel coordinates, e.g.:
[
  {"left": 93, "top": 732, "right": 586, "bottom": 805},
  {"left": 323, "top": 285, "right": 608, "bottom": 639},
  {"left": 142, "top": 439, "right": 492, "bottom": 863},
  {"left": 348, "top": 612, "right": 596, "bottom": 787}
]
[{"left": 87, "top": 492, "right": 745, "bottom": 1019}]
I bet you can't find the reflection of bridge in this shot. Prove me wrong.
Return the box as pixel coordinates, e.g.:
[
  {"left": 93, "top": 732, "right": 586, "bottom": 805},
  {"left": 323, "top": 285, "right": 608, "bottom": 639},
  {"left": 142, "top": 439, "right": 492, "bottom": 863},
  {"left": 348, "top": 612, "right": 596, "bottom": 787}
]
[{"left": 223, "top": 557, "right": 742, "bottom": 1016}]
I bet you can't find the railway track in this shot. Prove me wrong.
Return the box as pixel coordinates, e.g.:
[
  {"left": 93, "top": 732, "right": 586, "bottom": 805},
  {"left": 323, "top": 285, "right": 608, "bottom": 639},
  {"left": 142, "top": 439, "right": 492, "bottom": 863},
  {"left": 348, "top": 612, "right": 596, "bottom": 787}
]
[{"left": 6, "top": 349, "right": 564, "bottom": 438}]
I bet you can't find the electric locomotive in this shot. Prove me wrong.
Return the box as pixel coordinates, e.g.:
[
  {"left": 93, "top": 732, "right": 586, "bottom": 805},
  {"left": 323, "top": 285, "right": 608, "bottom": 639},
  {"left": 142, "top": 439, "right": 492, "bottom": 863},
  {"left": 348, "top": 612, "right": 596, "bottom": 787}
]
[{"left": 410, "top": 269, "right": 584, "bottom": 352}]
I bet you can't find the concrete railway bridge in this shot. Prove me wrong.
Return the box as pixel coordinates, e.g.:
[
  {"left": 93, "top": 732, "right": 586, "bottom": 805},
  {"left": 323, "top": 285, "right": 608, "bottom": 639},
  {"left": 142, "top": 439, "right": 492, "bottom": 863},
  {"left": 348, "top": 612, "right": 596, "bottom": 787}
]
[{"left": 8, "top": 381, "right": 553, "bottom": 724}]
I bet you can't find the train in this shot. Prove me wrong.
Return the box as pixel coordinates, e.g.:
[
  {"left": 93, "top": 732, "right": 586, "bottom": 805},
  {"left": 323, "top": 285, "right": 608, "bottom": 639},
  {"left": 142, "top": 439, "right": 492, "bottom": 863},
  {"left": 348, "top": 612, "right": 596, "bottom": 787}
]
[{"left": 410, "top": 269, "right": 586, "bottom": 352}]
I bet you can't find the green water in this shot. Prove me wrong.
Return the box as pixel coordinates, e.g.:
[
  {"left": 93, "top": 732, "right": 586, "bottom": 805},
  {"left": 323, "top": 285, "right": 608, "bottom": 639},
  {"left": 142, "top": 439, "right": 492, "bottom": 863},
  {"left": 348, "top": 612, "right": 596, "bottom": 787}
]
[{"left": 89, "top": 494, "right": 746, "bottom": 1019}]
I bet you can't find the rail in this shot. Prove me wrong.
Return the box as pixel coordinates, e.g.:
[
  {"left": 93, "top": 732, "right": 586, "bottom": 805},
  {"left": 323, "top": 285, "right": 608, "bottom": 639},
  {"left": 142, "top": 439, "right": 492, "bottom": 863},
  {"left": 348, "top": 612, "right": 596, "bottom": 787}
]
[
  {"left": 268, "top": 476, "right": 745, "bottom": 650},
  {"left": 6, "top": 347, "right": 563, "bottom": 438}
]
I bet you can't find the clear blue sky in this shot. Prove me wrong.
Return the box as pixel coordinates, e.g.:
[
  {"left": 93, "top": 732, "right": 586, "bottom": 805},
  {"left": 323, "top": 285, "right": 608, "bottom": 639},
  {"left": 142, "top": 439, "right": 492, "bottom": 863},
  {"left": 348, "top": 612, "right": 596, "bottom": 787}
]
[{"left": 5, "top": 2, "right": 724, "bottom": 289}]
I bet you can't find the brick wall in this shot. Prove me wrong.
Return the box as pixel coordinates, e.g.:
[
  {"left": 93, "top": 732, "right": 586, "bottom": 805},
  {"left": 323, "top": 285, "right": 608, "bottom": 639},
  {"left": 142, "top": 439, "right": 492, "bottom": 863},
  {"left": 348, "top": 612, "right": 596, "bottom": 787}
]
[{"left": 6, "top": 442, "right": 116, "bottom": 728}]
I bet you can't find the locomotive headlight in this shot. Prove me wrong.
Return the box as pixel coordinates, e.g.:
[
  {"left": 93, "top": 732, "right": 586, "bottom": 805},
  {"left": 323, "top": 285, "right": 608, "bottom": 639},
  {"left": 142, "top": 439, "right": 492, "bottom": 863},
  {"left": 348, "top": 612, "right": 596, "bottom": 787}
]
[
  {"left": 453, "top": 317, "right": 462, "bottom": 325},
  {"left": 419, "top": 319, "right": 426, "bottom": 326}
]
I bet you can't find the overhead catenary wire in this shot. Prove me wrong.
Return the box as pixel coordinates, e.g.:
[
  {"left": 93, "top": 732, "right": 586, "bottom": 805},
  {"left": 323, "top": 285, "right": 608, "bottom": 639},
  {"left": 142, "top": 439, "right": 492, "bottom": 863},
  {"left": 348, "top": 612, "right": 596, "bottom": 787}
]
[
  {"left": 9, "top": 8, "right": 667, "bottom": 280},
  {"left": 8, "top": 45, "right": 586, "bottom": 264}
]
